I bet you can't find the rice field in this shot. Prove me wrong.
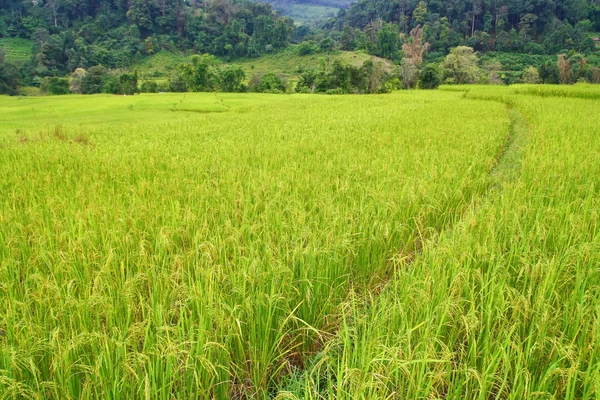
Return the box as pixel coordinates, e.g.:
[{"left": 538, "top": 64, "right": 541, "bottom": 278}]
[{"left": 0, "top": 87, "right": 599, "bottom": 399}]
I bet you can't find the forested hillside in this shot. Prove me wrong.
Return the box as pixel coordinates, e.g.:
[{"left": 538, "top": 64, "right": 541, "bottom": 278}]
[
  {"left": 0, "top": 0, "right": 296, "bottom": 76},
  {"left": 329, "top": 0, "right": 600, "bottom": 56},
  {"left": 1, "top": 0, "right": 600, "bottom": 96}
]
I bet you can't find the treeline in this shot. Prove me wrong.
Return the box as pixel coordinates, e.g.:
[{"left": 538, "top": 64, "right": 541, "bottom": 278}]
[
  {"left": 33, "top": 52, "right": 403, "bottom": 95},
  {"left": 2, "top": 0, "right": 600, "bottom": 95},
  {"left": 7, "top": 44, "right": 600, "bottom": 96},
  {"left": 323, "top": 0, "right": 600, "bottom": 59}
]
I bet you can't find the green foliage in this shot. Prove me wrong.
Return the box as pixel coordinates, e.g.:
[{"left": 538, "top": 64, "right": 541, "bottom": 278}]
[
  {"left": 14, "top": 88, "right": 600, "bottom": 398},
  {"left": 539, "top": 60, "right": 561, "bottom": 84},
  {"left": 0, "top": 50, "right": 20, "bottom": 95},
  {"left": 419, "top": 63, "right": 442, "bottom": 89},
  {"left": 0, "top": 0, "right": 295, "bottom": 85},
  {"left": 118, "top": 71, "right": 139, "bottom": 95},
  {"left": 377, "top": 23, "right": 400, "bottom": 60},
  {"left": 39, "top": 76, "right": 70, "bottom": 95},
  {"left": 249, "top": 70, "right": 287, "bottom": 92},
  {"left": 332, "top": 0, "right": 600, "bottom": 60},
  {"left": 80, "top": 66, "right": 110, "bottom": 94},
  {"left": 0, "top": 38, "right": 34, "bottom": 63},
  {"left": 295, "top": 58, "right": 392, "bottom": 94},
  {"left": 140, "top": 80, "right": 159, "bottom": 93},
  {"left": 218, "top": 65, "right": 246, "bottom": 92},
  {"left": 522, "top": 66, "right": 541, "bottom": 84},
  {"left": 319, "top": 37, "right": 335, "bottom": 53},
  {"left": 297, "top": 41, "right": 320, "bottom": 56},
  {"left": 443, "top": 46, "right": 483, "bottom": 84}
]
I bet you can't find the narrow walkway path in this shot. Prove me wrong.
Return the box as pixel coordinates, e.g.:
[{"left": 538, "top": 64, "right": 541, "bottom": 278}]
[{"left": 281, "top": 102, "right": 530, "bottom": 392}]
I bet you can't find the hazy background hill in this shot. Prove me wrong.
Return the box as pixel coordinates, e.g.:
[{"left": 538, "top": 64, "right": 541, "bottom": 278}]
[{"left": 259, "top": 0, "right": 354, "bottom": 25}]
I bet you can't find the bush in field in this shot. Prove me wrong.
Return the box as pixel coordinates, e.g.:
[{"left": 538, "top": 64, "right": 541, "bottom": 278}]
[
  {"left": 181, "top": 55, "right": 218, "bottom": 92},
  {"left": 443, "top": 46, "right": 482, "bottom": 84},
  {"left": 589, "top": 67, "right": 600, "bottom": 84},
  {"left": 294, "top": 59, "right": 393, "bottom": 94},
  {"left": 297, "top": 41, "right": 319, "bottom": 56},
  {"left": 319, "top": 37, "right": 335, "bottom": 53},
  {"left": 80, "top": 66, "right": 109, "bottom": 94},
  {"left": 400, "top": 58, "right": 419, "bottom": 89},
  {"left": 419, "top": 63, "right": 442, "bottom": 89},
  {"left": 522, "top": 66, "right": 540, "bottom": 84},
  {"left": 102, "top": 75, "right": 121, "bottom": 94},
  {"left": 249, "top": 71, "right": 287, "bottom": 93},
  {"left": 539, "top": 60, "right": 560, "bottom": 84},
  {"left": 118, "top": 71, "right": 139, "bottom": 95},
  {"left": 218, "top": 65, "right": 245, "bottom": 92},
  {"left": 140, "top": 80, "right": 159, "bottom": 93},
  {"left": 69, "top": 68, "right": 87, "bottom": 94},
  {"left": 40, "top": 77, "right": 70, "bottom": 95},
  {"left": 0, "top": 50, "right": 20, "bottom": 95},
  {"left": 168, "top": 73, "right": 188, "bottom": 92}
]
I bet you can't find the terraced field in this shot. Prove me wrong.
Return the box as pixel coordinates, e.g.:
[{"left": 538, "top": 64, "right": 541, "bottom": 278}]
[{"left": 0, "top": 38, "right": 34, "bottom": 63}]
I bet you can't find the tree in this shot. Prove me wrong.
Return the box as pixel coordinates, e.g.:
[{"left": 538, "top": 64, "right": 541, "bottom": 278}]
[
  {"left": 40, "top": 77, "right": 70, "bottom": 95},
  {"left": 219, "top": 65, "right": 245, "bottom": 92},
  {"left": 69, "top": 68, "right": 86, "bottom": 94},
  {"left": 413, "top": 1, "right": 428, "bottom": 25},
  {"left": 258, "top": 71, "right": 286, "bottom": 92},
  {"left": 522, "top": 66, "right": 540, "bottom": 83},
  {"left": 401, "top": 25, "right": 430, "bottom": 67},
  {"left": 340, "top": 26, "right": 358, "bottom": 51},
  {"left": 182, "top": 55, "right": 217, "bottom": 92},
  {"left": 119, "top": 71, "right": 138, "bottom": 95},
  {"left": 419, "top": 63, "right": 442, "bottom": 89},
  {"left": 363, "top": 60, "right": 387, "bottom": 93},
  {"left": 319, "top": 37, "right": 335, "bottom": 53},
  {"left": 558, "top": 54, "right": 571, "bottom": 84},
  {"left": 483, "top": 60, "right": 502, "bottom": 84},
  {"left": 127, "top": 0, "right": 154, "bottom": 37},
  {"left": 539, "top": 60, "right": 560, "bottom": 84},
  {"left": 400, "top": 58, "right": 419, "bottom": 89},
  {"left": 0, "top": 50, "right": 20, "bottom": 95},
  {"left": 443, "top": 46, "right": 482, "bottom": 84},
  {"left": 140, "top": 80, "right": 159, "bottom": 93},
  {"left": 377, "top": 23, "right": 399, "bottom": 60},
  {"left": 80, "top": 66, "right": 109, "bottom": 94}
]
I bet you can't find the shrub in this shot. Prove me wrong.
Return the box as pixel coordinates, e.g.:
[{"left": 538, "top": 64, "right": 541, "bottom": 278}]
[
  {"left": 297, "top": 41, "right": 319, "bottom": 56},
  {"left": 40, "top": 77, "right": 70, "bottom": 95},
  {"left": 419, "top": 63, "right": 442, "bottom": 89},
  {"left": 325, "top": 88, "right": 344, "bottom": 95},
  {"left": 443, "top": 46, "right": 483, "bottom": 84},
  {"left": 522, "top": 66, "right": 540, "bottom": 84},
  {"left": 140, "top": 80, "right": 159, "bottom": 93}
]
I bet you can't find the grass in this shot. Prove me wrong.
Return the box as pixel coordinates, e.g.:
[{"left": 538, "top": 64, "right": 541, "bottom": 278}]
[
  {"left": 0, "top": 86, "right": 599, "bottom": 399},
  {"left": 237, "top": 47, "right": 394, "bottom": 80},
  {"left": 133, "top": 48, "right": 394, "bottom": 82},
  {"left": 133, "top": 51, "right": 189, "bottom": 79},
  {"left": 0, "top": 38, "right": 34, "bottom": 62}
]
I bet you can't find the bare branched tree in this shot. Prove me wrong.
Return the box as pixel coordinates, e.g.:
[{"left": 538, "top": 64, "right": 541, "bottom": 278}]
[{"left": 401, "top": 25, "right": 430, "bottom": 68}]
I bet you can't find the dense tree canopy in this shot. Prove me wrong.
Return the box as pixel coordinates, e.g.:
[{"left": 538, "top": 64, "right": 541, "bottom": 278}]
[
  {"left": 1, "top": 0, "right": 600, "bottom": 94},
  {"left": 0, "top": 0, "right": 295, "bottom": 83},
  {"left": 326, "top": 0, "right": 600, "bottom": 56}
]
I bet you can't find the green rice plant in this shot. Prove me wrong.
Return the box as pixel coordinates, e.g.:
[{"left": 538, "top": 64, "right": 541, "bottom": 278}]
[
  {"left": 0, "top": 91, "right": 510, "bottom": 398},
  {"left": 281, "top": 86, "right": 600, "bottom": 399}
]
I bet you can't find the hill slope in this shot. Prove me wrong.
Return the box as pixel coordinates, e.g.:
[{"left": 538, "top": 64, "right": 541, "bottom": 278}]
[{"left": 133, "top": 48, "right": 394, "bottom": 82}]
